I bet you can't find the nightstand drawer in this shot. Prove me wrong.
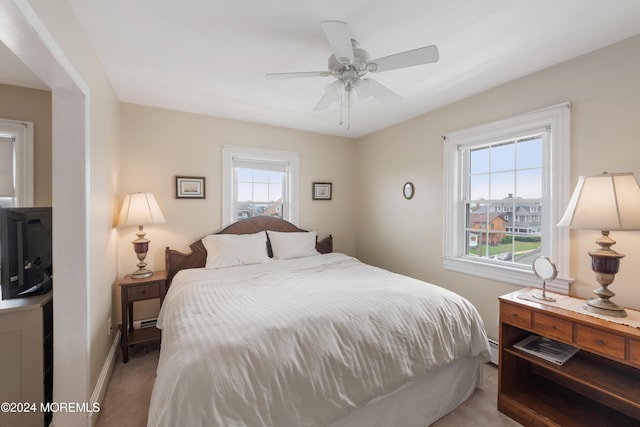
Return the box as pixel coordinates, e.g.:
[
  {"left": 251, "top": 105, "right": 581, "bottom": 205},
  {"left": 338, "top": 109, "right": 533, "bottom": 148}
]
[
  {"left": 630, "top": 339, "right": 640, "bottom": 368},
  {"left": 127, "top": 285, "right": 160, "bottom": 301},
  {"left": 500, "top": 303, "right": 532, "bottom": 329},
  {"left": 533, "top": 312, "right": 573, "bottom": 342},
  {"left": 575, "top": 324, "right": 625, "bottom": 360}
]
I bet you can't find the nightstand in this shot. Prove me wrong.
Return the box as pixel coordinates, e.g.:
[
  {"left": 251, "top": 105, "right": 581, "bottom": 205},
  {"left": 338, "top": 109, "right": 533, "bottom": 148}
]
[
  {"left": 119, "top": 270, "right": 167, "bottom": 363},
  {"left": 498, "top": 288, "right": 640, "bottom": 426}
]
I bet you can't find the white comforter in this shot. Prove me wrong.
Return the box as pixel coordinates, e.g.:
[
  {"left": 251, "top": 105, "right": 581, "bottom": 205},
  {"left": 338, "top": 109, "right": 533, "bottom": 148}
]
[{"left": 148, "top": 253, "right": 490, "bottom": 427}]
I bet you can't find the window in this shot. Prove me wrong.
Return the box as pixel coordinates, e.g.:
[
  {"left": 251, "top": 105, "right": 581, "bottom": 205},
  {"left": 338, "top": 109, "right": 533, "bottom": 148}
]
[
  {"left": 235, "top": 161, "right": 286, "bottom": 220},
  {"left": 443, "top": 103, "right": 572, "bottom": 292},
  {"left": 0, "top": 120, "right": 34, "bottom": 207},
  {"left": 466, "top": 135, "right": 543, "bottom": 260},
  {"left": 222, "top": 145, "right": 299, "bottom": 226}
]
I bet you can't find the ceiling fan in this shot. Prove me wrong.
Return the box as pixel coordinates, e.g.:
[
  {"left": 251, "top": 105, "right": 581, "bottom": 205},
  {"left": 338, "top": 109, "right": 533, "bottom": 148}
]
[{"left": 266, "top": 20, "right": 439, "bottom": 128}]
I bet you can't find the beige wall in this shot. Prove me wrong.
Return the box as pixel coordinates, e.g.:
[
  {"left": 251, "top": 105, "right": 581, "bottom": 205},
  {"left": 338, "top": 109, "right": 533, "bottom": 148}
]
[
  {"left": 117, "top": 103, "right": 356, "bottom": 321},
  {"left": 0, "top": 83, "right": 52, "bottom": 206},
  {"left": 355, "top": 34, "right": 640, "bottom": 340}
]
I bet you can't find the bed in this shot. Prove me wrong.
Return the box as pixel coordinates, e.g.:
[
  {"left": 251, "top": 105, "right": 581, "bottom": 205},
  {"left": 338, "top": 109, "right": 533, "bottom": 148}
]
[{"left": 148, "top": 216, "right": 490, "bottom": 427}]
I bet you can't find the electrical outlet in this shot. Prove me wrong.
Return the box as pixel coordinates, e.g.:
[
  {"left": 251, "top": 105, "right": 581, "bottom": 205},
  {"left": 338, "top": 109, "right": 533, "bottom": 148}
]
[{"left": 108, "top": 317, "right": 112, "bottom": 335}]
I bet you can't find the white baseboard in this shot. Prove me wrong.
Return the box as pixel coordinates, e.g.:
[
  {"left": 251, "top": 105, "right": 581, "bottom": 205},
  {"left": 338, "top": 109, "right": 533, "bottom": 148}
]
[{"left": 87, "top": 329, "right": 120, "bottom": 427}]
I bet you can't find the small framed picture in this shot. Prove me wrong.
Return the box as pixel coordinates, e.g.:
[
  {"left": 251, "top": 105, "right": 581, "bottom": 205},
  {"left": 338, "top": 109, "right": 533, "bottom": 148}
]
[
  {"left": 176, "top": 176, "right": 205, "bottom": 199},
  {"left": 312, "top": 182, "right": 332, "bottom": 200}
]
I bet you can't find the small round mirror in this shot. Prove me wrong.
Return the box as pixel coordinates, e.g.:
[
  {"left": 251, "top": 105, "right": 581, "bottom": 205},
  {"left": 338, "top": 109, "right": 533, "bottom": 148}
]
[
  {"left": 532, "top": 257, "right": 558, "bottom": 302},
  {"left": 533, "top": 257, "right": 557, "bottom": 282},
  {"left": 403, "top": 182, "right": 414, "bottom": 200}
]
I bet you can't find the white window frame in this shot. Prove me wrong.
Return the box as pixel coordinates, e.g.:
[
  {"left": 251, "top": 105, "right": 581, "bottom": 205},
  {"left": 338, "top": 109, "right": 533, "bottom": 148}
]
[
  {"left": 443, "top": 103, "right": 573, "bottom": 293},
  {"left": 222, "top": 145, "right": 299, "bottom": 226},
  {"left": 0, "top": 119, "right": 34, "bottom": 207}
]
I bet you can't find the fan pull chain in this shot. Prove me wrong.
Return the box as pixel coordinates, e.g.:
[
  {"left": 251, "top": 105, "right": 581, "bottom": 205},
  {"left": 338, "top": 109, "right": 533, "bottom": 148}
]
[
  {"left": 339, "top": 86, "right": 351, "bottom": 130},
  {"left": 346, "top": 89, "right": 351, "bottom": 130},
  {"left": 338, "top": 86, "right": 351, "bottom": 130},
  {"left": 339, "top": 92, "right": 344, "bottom": 127}
]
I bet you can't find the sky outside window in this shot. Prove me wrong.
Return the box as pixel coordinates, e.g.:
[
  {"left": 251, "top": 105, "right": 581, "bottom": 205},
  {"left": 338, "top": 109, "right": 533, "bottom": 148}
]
[
  {"left": 237, "top": 168, "right": 284, "bottom": 202},
  {"left": 469, "top": 136, "right": 542, "bottom": 200}
]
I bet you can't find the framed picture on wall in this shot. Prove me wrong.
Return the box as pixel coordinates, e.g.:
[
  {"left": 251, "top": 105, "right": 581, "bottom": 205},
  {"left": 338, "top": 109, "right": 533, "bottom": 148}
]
[
  {"left": 312, "top": 182, "right": 332, "bottom": 200},
  {"left": 176, "top": 176, "right": 206, "bottom": 199}
]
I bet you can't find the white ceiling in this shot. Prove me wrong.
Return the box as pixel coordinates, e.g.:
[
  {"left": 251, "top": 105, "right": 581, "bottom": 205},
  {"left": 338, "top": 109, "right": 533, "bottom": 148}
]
[
  {"left": 4, "top": 1, "right": 640, "bottom": 138},
  {"left": 0, "top": 41, "right": 47, "bottom": 90}
]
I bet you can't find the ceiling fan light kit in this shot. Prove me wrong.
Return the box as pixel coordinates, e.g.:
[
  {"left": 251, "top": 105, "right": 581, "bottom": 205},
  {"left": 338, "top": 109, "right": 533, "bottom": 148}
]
[{"left": 266, "top": 20, "right": 439, "bottom": 129}]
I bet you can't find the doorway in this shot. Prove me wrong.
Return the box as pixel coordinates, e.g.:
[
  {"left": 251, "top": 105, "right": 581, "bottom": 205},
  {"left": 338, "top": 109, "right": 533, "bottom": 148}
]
[{"left": 0, "top": 2, "right": 90, "bottom": 426}]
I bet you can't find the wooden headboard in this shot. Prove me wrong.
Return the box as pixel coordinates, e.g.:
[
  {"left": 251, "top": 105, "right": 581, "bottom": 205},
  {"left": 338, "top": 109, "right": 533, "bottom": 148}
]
[{"left": 165, "top": 216, "right": 333, "bottom": 284}]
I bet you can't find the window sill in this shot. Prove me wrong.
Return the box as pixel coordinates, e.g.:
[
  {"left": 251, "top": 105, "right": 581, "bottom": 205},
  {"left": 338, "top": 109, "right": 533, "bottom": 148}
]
[{"left": 442, "top": 256, "right": 573, "bottom": 294}]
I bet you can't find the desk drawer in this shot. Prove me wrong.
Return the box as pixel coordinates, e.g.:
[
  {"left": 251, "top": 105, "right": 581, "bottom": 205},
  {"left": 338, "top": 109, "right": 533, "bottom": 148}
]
[
  {"left": 575, "top": 324, "right": 625, "bottom": 360},
  {"left": 501, "top": 303, "right": 532, "bottom": 329},
  {"left": 533, "top": 313, "right": 573, "bottom": 343},
  {"left": 127, "top": 285, "right": 160, "bottom": 301}
]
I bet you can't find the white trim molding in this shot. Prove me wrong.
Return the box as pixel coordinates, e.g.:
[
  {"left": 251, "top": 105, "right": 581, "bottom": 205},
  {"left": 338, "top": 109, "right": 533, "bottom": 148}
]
[
  {"left": 88, "top": 330, "right": 120, "bottom": 427},
  {"left": 442, "top": 103, "right": 574, "bottom": 293}
]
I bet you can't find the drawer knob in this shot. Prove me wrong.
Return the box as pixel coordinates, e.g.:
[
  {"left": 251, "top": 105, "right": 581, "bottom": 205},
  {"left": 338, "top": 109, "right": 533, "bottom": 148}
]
[{"left": 596, "top": 339, "right": 604, "bottom": 345}]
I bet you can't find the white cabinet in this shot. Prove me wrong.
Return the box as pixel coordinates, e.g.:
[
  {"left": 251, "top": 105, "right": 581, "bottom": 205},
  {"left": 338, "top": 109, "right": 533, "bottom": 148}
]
[{"left": 0, "top": 292, "right": 52, "bottom": 427}]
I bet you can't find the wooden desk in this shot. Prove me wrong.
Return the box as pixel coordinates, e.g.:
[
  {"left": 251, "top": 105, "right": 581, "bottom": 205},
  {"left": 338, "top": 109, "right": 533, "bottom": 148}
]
[{"left": 498, "top": 289, "right": 640, "bottom": 426}]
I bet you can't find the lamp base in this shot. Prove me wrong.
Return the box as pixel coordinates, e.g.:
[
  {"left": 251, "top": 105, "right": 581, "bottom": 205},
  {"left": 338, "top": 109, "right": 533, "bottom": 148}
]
[
  {"left": 585, "top": 231, "right": 627, "bottom": 318},
  {"left": 131, "top": 268, "right": 153, "bottom": 279},
  {"left": 131, "top": 226, "right": 153, "bottom": 279},
  {"left": 584, "top": 298, "right": 627, "bottom": 318}
]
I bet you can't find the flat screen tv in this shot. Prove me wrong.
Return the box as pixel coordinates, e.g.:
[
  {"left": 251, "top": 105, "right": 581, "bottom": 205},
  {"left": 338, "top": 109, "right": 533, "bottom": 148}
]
[{"left": 0, "top": 207, "right": 52, "bottom": 300}]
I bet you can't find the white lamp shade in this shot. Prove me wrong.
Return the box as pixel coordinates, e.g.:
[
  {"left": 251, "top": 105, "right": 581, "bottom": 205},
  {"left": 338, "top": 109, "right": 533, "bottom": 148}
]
[
  {"left": 557, "top": 172, "right": 640, "bottom": 230},
  {"left": 118, "top": 192, "right": 166, "bottom": 226}
]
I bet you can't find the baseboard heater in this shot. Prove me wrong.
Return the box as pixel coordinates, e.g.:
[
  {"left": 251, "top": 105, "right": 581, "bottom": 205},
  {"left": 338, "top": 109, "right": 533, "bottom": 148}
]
[
  {"left": 133, "top": 317, "right": 158, "bottom": 329},
  {"left": 488, "top": 338, "right": 499, "bottom": 365}
]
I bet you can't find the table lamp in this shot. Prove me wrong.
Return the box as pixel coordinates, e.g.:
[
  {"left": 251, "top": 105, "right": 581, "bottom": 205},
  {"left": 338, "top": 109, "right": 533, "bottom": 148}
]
[
  {"left": 118, "top": 192, "right": 166, "bottom": 279},
  {"left": 557, "top": 172, "right": 640, "bottom": 317}
]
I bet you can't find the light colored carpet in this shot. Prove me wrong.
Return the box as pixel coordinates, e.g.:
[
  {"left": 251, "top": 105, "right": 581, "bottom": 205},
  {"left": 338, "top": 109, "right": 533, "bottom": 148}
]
[
  {"left": 96, "top": 346, "right": 521, "bottom": 427},
  {"left": 96, "top": 343, "right": 160, "bottom": 427},
  {"left": 431, "top": 363, "right": 522, "bottom": 427}
]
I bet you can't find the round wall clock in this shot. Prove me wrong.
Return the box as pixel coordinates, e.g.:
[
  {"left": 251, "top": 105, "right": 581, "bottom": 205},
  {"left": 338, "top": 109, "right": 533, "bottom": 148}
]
[{"left": 403, "top": 182, "right": 414, "bottom": 200}]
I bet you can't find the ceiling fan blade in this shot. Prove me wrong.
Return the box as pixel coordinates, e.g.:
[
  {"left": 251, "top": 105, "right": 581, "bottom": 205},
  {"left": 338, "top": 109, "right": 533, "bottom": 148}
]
[
  {"left": 366, "top": 78, "right": 402, "bottom": 104},
  {"left": 321, "top": 20, "right": 354, "bottom": 66},
  {"left": 369, "top": 45, "right": 439, "bottom": 73},
  {"left": 266, "top": 71, "right": 332, "bottom": 80},
  {"left": 313, "top": 80, "right": 343, "bottom": 111}
]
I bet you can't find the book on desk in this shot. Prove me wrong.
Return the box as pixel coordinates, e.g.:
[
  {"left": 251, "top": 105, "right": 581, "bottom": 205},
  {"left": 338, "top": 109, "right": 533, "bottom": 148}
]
[{"left": 514, "top": 334, "right": 579, "bottom": 365}]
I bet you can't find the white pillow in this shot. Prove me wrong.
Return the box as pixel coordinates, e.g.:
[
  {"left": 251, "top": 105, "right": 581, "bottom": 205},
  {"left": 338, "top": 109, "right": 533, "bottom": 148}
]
[
  {"left": 267, "top": 230, "right": 320, "bottom": 260},
  {"left": 202, "top": 231, "right": 270, "bottom": 269}
]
